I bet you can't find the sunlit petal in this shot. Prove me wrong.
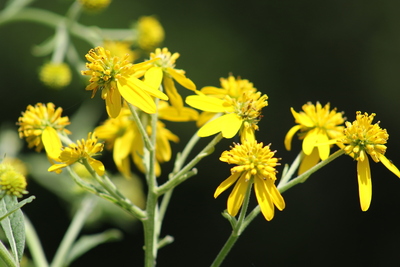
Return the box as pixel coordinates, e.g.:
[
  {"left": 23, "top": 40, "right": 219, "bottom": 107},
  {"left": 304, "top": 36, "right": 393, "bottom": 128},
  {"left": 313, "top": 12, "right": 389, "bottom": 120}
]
[
  {"left": 227, "top": 175, "right": 249, "bottom": 216},
  {"left": 357, "top": 157, "right": 372, "bottom": 211},
  {"left": 186, "top": 95, "right": 226, "bottom": 113},
  {"left": 42, "top": 126, "right": 62, "bottom": 159},
  {"left": 378, "top": 153, "right": 400, "bottom": 178},
  {"left": 284, "top": 125, "right": 301, "bottom": 151},
  {"left": 214, "top": 172, "right": 241, "bottom": 198}
]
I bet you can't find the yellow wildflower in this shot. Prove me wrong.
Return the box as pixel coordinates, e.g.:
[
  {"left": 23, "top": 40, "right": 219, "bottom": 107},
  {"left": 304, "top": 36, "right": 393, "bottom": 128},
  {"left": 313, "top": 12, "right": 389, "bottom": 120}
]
[
  {"left": 284, "top": 102, "right": 345, "bottom": 174},
  {"left": 340, "top": 112, "right": 400, "bottom": 211},
  {"left": 148, "top": 48, "right": 196, "bottom": 111},
  {"left": 103, "top": 40, "right": 138, "bottom": 63},
  {"left": 0, "top": 163, "right": 28, "bottom": 198},
  {"left": 39, "top": 62, "right": 72, "bottom": 89},
  {"left": 17, "top": 103, "right": 71, "bottom": 159},
  {"left": 48, "top": 132, "right": 105, "bottom": 176},
  {"left": 186, "top": 90, "right": 268, "bottom": 142},
  {"left": 196, "top": 75, "right": 257, "bottom": 127},
  {"left": 136, "top": 16, "right": 165, "bottom": 51},
  {"left": 214, "top": 141, "right": 285, "bottom": 221},
  {"left": 81, "top": 46, "right": 168, "bottom": 118}
]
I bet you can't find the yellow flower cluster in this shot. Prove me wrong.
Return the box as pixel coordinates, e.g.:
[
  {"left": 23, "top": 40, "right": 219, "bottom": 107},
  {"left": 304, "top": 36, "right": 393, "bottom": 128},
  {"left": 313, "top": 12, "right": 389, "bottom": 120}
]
[{"left": 39, "top": 62, "right": 72, "bottom": 89}]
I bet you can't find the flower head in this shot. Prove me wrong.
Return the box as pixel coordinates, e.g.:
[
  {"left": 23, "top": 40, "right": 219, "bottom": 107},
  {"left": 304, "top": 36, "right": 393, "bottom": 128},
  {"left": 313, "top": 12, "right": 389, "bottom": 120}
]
[
  {"left": 214, "top": 141, "right": 285, "bottom": 221},
  {"left": 17, "top": 103, "right": 71, "bottom": 159},
  {"left": 186, "top": 90, "right": 268, "bottom": 142},
  {"left": 81, "top": 46, "right": 168, "bottom": 118},
  {"left": 136, "top": 16, "right": 165, "bottom": 51},
  {"left": 103, "top": 40, "right": 138, "bottom": 63},
  {"left": 48, "top": 132, "right": 105, "bottom": 176},
  {"left": 148, "top": 48, "right": 196, "bottom": 111},
  {"left": 340, "top": 111, "right": 400, "bottom": 211},
  {"left": 0, "top": 163, "right": 28, "bottom": 198},
  {"left": 39, "top": 62, "right": 72, "bottom": 89},
  {"left": 284, "top": 102, "right": 345, "bottom": 174}
]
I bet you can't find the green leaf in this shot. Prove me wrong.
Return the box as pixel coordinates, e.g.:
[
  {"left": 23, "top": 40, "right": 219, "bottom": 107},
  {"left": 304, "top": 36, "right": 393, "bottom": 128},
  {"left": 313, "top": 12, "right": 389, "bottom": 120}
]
[
  {"left": 0, "top": 195, "right": 35, "bottom": 263},
  {"left": 64, "top": 229, "right": 122, "bottom": 265}
]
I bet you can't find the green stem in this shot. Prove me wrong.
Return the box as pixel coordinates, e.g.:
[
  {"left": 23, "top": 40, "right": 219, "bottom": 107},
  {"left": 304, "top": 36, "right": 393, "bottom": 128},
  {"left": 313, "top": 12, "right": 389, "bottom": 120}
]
[
  {"left": 128, "top": 103, "right": 154, "bottom": 152},
  {"left": 211, "top": 180, "right": 253, "bottom": 267},
  {"left": 50, "top": 196, "right": 96, "bottom": 267},
  {"left": 0, "top": 241, "right": 17, "bottom": 267},
  {"left": 156, "top": 133, "right": 223, "bottom": 196},
  {"left": 25, "top": 215, "right": 49, "bottom": 267}
]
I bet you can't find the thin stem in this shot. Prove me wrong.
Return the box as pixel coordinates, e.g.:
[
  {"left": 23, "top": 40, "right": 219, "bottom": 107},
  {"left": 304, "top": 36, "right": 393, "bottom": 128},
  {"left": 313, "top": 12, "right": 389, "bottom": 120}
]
[
  {"left": 50, "top": 196, "right": 96, "bottom": 267},
  {"left": 211, "top": 180, "right": 253, "bottom": 267},
  {"left": 128, "top": 103, "right": 154, "bottom": 151},
  {"left": 0, "top": 241, "right": 17, "bottom": 267},
  {"left": 157, "top": 133, "right": 223, "bottom": 196},
  {"left": 24, "top": 215, "right": 49, "bottom": 267}
]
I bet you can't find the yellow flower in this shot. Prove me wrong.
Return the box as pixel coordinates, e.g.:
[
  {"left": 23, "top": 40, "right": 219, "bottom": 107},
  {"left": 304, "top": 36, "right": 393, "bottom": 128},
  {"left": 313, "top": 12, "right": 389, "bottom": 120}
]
[
  {"left": 136, "top": 16, "right": 165, "bottom": 51},
  {"left": 78, "top": 0, "right": 111, "bottom": 12},
  {"left": 17, "top": 103, "right": 71, "bottom": 159},
  {"left": 148, "top": 48, "right": 196, "bottom": 111},
  {"left": 340, "top": 112, "right": 400, "bottom": 211},
  {"left": 39, "top": 62, "right": 72, "bottom": 89},
  {"left": 214, "top": 141, "right": 285, "bottom": 221},
  {"left": 186, "top": 90, "right": 268, "bottom": 142},
  {"left": 81, "top": 46, "right": 168, "bottom": 118},
  {"left": 284, "top": 102, "right": 345, "bottom": 174},
  {"left": 0, "top": 163, "right": 28, "bottom": 198},
  {"left": 196, "top": 75, "right": 257, "bottom": 127},
  {"left": 48, "top": 132, "right": 105, "bottom": 176},
  {"left": 103, "top": 40, "right": 138, "bottom": 63}
]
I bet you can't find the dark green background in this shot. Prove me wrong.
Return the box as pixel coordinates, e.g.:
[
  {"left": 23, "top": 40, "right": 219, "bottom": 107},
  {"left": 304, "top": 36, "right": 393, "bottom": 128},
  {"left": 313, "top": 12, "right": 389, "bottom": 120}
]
[{"left": 2, "top": 0, "right": 400, "bottom": 266}]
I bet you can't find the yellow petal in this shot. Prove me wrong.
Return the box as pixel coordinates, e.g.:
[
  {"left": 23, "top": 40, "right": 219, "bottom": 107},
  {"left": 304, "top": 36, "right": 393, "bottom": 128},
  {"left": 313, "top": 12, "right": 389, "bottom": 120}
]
[
  {"left": 129, "top": 76, "right": 168, "bottom": 100},
  {"left": 266, "top": 179, "right": 285, "bottom": 211},
  {"left": 227, "top": 175, "right": 249, "bottom": 216},
  {"left": 117, "top": 78, "right": 157, "bottom": 114},
  {"left": 163, "top": 76, "right": 183, "bottom": 110},
  {"left": 299, "top": 148, "right": 320, "bottom": 175},
  {"left": 185, "top": 95, "right": 227, "bottom": 113},
  {"left": 317, "top": 132, "right": 330, "bottom": 160},
  {"left": 144, "top": 67, "right": 163, "bottom": 90},
  {"left": 200, "top": 86, "right": 225, "bottom": 96},
  {"left": 48, "top": 163, "right": 68, "bottom": 173},
  {"left": 159, "top": 106, "right": 199, "bottom": 122},
  {"left": 284, "top": 125, "right": 301, "bottom": 151},
  {"left": 113, "top": 129, "right": 134, "bottom": 169},
  {"left": 167, "top": 68, "right": 196, "bottom": 90},
  {"left": 105, "top": 88, "right": 122, "bottom": 118},
  {"left": 378, "top": 153, "right": 400, "bottom": 178},
  {"left": 240, "top": 126, "right": 255, "bottom": 143},
  {"left": 196, "top": 111, "right": 215, "bottom": 127},
  {"left": 302, "top": 129, "right": 319, "bottom": 155},
  {"left": 254, "top": 178, "right": 274, "bottom": 220},
  {"left": 42, "top": 126, "right": 62, "bottom": 159},
  {"left": 214, "top": 172, "right": 241, "bottom": 198},
  {"left": 89, "top": 158, "right": 105, "bottom": 176},
  {"left": 220, "top": 113, "right": 242, "bottom": 139},
  {"left": 357, "top": 157, "right": 372, "bottom": 211}
]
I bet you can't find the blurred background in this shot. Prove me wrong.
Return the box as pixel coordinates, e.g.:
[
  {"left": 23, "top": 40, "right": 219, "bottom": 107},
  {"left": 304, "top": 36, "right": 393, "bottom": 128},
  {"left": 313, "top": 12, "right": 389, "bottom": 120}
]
[{"left": 1, "top": 0, "right": 400, "bottom": 266}]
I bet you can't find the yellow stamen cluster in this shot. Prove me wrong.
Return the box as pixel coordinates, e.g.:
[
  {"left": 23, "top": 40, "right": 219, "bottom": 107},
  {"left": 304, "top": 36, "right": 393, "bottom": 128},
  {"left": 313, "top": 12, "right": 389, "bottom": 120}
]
[
  {"left": 0, "top": 164, "right": 28, "bottom": 198},
  {"left": 342, "top": 112, "right": 388, "bottom": 162},
  {"left": 39, "top": 62, "right": 72, "bottom": 89},
  {"left": 81, "top": 46, "right": 136, "bottom": 98},
  {"left": 59, "top": 133, "right": 104, "bottom": 165},
  {"left": 226, "top": 90, "right": 268, "bottom": 131},
  {"left": 150, "top": 48, "right": 180, "bottom": 71},
  {"left": 17, "top": 103, "right": 71, "bottom": 152},
  {"left": 220, "top": 141, "right": 279, "bottom": 181},
  {"left": 136, "top": 16, "right": 165, "bottom": 51}
]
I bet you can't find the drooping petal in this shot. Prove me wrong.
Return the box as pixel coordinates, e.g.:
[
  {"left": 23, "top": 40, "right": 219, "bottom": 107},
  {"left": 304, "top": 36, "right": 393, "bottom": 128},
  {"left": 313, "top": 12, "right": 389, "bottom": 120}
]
[
  {"left": 117, "top": 78, "right": 157, "bottom": 114},
  {"left": 284, "top": 125, "right": 302, "bottom": 151},
  {"left": 167, "top": 68, "right": 196, "bottom": 90},
  {"left": 299, "top": 148, "right": 320, "bottom": 175},
  {"left": 144, "top": 66, "right": 163, "bottom": 90},
  {"left": 227, "top": 175, "right": 249, "bottom": 216},
  {"left": 163, "top": 76, "right": 183, "bottom": 110},
  {"left": 291, "top": 107, "right": 314, "bottom": 127},
  {"left": 214, "top": 172, "right": 241, "bottom": 198},
  {"left": 105, "top": 88, "right": 122, "bottom": 118},
  {"left": 357, "top": 157, "right": 372, "bottom": 211},
  {"left": 128, "top": 76, "right": 168, "bottom": 100},
  {"left": 302, "top": 129, "right": 319, "bottom": 155},
  {"left": 254, "top": 178, "right": 275, "bottom": 221},
  {"left": 220, "top": 113, "right": 243, "bottom": 139},
  {"left": 240, "top": 126, "right": 255, "bottom": 143},
  {"left": 266, "top": 179, "right": 285, "bottom": 211},
  {"left": 196, "top": 111, "right": 216, "bottom": 127},
  {"left": 89, "top": 158, "right": 105, "bottom": 176},
  {"left": 378, "top": 153, "right": 400, "bottom": 178},
  {"left": 113, "top": 129, "right": 134, "bottom": 172},
  {"left": 42, "top": 126, "right": 62, "bottom": 159},
  {"left": 316, "top": 131, "right": 330, "bottom": 160},
  {"left": 48, "top": 163, "right": 68, "bottom": 173},
  {"left": 159, "top": 106, "right": 199, "bottom": 122},
  {"left": 185, "top": 95, "right": 227, "bottom": 113}
]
